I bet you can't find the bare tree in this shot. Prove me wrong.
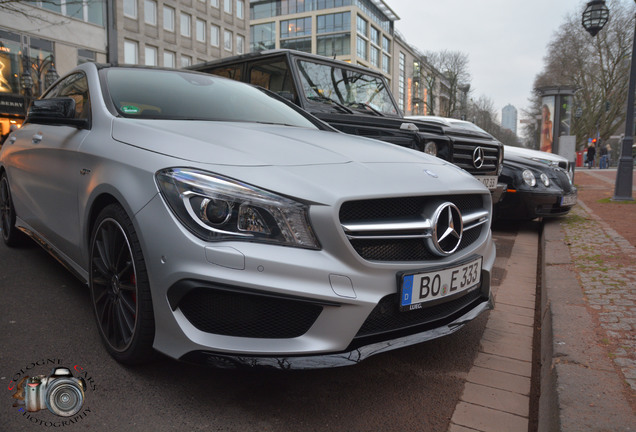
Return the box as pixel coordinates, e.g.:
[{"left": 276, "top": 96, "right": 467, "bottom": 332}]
[
  {"left": 534, "top": 0, "right": 635, "bottom": 151},
  {"left": 466, "top": 95, "right": 520, "bottom": 146},
  {"left": 426, "top": 50, "right": 472, "bottom": 118}
]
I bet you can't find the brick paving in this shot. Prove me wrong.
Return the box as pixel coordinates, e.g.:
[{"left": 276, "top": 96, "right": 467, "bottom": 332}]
[{"left": 560, "top": 170, "right": 636, "bottom": 400}]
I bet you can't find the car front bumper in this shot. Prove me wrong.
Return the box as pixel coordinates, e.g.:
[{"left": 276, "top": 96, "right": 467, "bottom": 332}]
[{"left": 134, "top": 193, "right": 496, "bottom": 368}]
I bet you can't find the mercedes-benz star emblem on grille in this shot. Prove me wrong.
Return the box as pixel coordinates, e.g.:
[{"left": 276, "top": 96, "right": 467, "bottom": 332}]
[
  {"left": 427, "top": 202, "right": 463, "bottom": 256},
  {"left": 472, "top": 147, "right": 485, "bottom": 169}
]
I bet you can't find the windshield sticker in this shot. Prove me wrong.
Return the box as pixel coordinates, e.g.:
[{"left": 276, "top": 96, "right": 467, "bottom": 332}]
[{"left": 120, "top": 105, "right": 140, "bottom": 114}]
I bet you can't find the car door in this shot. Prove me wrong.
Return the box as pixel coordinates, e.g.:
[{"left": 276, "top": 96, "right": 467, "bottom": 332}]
[{"left": 6, "top": 72, "right": 90, "bottom": 264}]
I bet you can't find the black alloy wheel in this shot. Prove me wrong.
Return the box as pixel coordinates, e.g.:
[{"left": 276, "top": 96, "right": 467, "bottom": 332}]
[
  {"left": 0, "top": 172, "right": 23, "bottom": 246},
  {"left": 90, "top": 204, "right": 155, "bottom": 364}
]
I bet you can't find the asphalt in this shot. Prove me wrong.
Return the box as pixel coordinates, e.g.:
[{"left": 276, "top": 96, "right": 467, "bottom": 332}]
[{"left": 448, "top": 167, "right": 636, "bottom": 432}]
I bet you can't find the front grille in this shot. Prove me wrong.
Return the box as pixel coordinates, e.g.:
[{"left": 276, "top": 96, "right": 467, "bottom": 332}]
[
  {"left": 178, "top": 288, "right": 323, "bottom": 338},
  {"left": 452, "top": 141, "right": 500, "bottom": 174},
  {"left": 340, "top": 195, "right": 483, "bottom": 222},
  {"left": 340, "top": 195, "right": 487, "bottom": 262},
  {"left": 354, "top": 289, "right": 485, "bottom": 339}
]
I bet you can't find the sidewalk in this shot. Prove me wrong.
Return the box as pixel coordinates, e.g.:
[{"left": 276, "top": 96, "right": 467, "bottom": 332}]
[
  {"left": 541, "top": 168, "right": 635, "bottom": 431},
  {"left": 448, "top": 167, "right": 636, "bottom": 432}
]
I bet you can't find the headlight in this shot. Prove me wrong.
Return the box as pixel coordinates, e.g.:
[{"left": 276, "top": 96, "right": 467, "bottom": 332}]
[
  {"left": 540, "top": 173, "right": 550, "bottom": 187},
  {"left": 156, "top": 168, "right": 320, "bottom": 249},
  {"left": 522, "top": 169, "right": 536, "bottom": 187},
  {"left": 423, "top": 141, "right": 438, "bottom": 157}
]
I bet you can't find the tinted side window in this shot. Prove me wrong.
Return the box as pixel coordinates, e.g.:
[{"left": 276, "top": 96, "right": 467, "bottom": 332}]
[
  {"left": 248, "top": 60, "right": 297, "bottom": 103},
  {"left": 210, "top": 66, "right": 242, "bottom": 81},
  {"left": 45, "top": 73, "right": 91, "bottom": 121}
]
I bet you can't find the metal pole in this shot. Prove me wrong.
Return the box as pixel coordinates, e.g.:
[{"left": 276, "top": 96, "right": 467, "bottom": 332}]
[{"left": 613, "top": 10, "right": 636, "bottom": 201}]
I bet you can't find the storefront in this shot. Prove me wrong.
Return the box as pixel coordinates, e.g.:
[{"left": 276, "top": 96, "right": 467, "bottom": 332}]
[{"left": 0, "top": 28, "right": 57, "bottom": 137}]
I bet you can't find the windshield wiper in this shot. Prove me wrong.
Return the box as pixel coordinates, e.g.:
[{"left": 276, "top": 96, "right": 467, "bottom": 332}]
[
  {"left": 307, "top": 95, "right": 355, "bottom": 114},
  {"left": 345, "top": 102, "right": 386, "bottom": 117}
]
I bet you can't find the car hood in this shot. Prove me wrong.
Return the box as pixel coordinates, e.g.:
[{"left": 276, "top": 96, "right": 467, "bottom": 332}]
[
  {"left": 111, "top": 119, "right": 485, "bottom": 203},
  {"left": 112, "top": 119, "right": 443, "bottom": 167},
  {"left": 504, "top": 145, "right": 567, "bottom": 165}
]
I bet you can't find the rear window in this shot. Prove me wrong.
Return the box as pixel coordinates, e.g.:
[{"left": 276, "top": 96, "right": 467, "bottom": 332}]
[{"left": 104, "top": 68, "right": 317, "bottom": 129}]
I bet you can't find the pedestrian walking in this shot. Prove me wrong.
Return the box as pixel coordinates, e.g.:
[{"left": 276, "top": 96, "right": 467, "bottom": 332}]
[
  {"left": 599, "top": 143, "right": 608, "bottom": 169},
  {"left": 587, "top": 142, "right": 596, "bottom": 168}
]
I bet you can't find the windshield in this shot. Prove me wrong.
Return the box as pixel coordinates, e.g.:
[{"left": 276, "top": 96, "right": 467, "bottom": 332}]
[
  {"left": 104, "top": 68, "right": 318, "bottom": 129},
  {"left": 296, "top": 60, "right": 399, "bottom": 116}
]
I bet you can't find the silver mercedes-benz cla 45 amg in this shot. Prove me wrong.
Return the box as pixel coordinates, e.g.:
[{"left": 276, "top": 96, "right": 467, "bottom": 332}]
[{"left": 0, "top": 63, "right": 495, "bottom": 369}]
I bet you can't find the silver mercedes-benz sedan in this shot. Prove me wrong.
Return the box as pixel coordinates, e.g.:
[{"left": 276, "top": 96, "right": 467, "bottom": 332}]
[{"left": 0, "top": 63, "right": 495, "bottom": 369}]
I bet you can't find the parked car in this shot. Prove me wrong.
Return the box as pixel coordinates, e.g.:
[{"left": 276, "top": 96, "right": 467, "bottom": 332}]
[
  {"left": 189, "top": 50, "right": 503, "bottom": 195},
  {"left": 406, "top": 116, "right": 506, "bottom": 202},
  {"left": 496, "top": 145, "right": 577, "bottom": 220},
  {"left": 0, "top": 63, "right": 495, "bottom": 369}
]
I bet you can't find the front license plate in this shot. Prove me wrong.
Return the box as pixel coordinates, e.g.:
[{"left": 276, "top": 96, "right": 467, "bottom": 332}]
[
  {"left": 400, "top": 257, "right": 482, "bottom": 312},
  {"left": 476, "top": 176, "right": 498, "bottom": 190},
  {"left": 561, "top": 194, "right": 577, "bottom": 206}
]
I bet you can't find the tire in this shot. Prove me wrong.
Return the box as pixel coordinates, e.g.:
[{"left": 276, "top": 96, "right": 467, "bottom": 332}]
[
  {"left": 89, "top": 204, "right": 155, "bottom": 364},
  {"left": 0, "top": 172, "right": 24, "bottom": 247}
]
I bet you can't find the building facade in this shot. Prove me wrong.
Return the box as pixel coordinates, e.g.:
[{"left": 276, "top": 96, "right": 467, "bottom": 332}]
[
  {"left": 117, "top": 0, "right": 247, "bottom": 68},
  {"left": 249, "top": 0, "right": 397, "bottom": 79},
  {"left": 0, "top": 0, "right": 246, "bottom": 135},
  {"left": 391, "top": 32, "right": 449, "bottom": 117},
  {"left": 1, "top": 1, "right": 107, "bottom": 136},
  {"left": 502, "top": 103, "right": 517, "bottom": 134}
]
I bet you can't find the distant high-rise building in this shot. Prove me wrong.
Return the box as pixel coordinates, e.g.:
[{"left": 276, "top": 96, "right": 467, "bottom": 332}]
[{"left": 502, "top": 104, "right": 518, "bottom": 134}]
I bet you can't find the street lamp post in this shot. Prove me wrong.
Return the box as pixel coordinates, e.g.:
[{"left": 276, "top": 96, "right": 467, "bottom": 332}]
[
  {"left": 614, "top": 5, "right": 636, "bottom": 201},
  {"left": 582, "top": 0, "right": 634, "bottom": 202},
  {"left": 20, "top": 52, "right": 60, "bottom": 101}
]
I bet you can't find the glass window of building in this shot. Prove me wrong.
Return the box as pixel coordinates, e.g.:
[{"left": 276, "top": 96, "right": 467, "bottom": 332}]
[
  {"left": 356, "top": 15, "right": 367, "bottom": 36},
  {"left": 382, "top": 54, "right": 390, "bottom": 74},
  {"left": 145, "top": 46, "right": 157, "bottom": 66},
  {"left": 163, "top": 6, "right": 175, "bottom": 31},
  {"left": 66, "top": 0, "right": 83, "bottom": 20},
  {"left": 369, "top": 26, "right": 379, "bottom": 46},
  {"left": 237, "top": 0, "right": 244, "bottom": 19},
  {"left": 87, "top": 0, "right": 104, "bottom": 25},
  {"left": 42, "top": 0, "right": 61, "bottom": 14},
  {"left": 210, "top": 25, "right": 220, "bottom": 47},
  {"left": 211, "top": 0, "right": 219, "bottom": 7},
  {"left": 280, "top": 37, "right": 311, "bottom": 53},
  {"left": 144, "top": 0, "right": 157, "bottom": 25},
  {"left": 224, "top": 30, "right": 233, "bottom": 51},
  {"left": 398, "top": 52, "right": 405, "bottom": 111},
  {"left": 224, "top": 0, "right": 232, "bottom": 14},
  {"left": 237, "top": 34, "right": 245, "bottom": 54},
  {"left": 370, "top": 45, "right": 379, "bottom": 67},
  {"left": 317, "top": 34, "right": 350, "bottom": 57},
  {"left": 356, "top": 36, "right": 367, "bottom": 60},
  {"left": 124, "top": 40, "right": 138, "bottom": 64},
  {"left": 124, "top": 0, "right": 137, "bottom": 18},
  {"left": 317, "top": 12, "right": 350, "bottom": 34},
  {"left": 181, "top": 55, "right": 192, "bottom": 67},
  {"left": 280, "top": 17, "right": 312, "bottom": 39},
  {"left": 250, "top": 22, "right": 275, "bottom": 52},
  {"left": 180, "top": 12, "right": 191, "bottom": 37},
  {"left": 196, "top": 19, "right": 206, "bottom": 42},
  {"left": 163, "top": 50, "right": 175, "bottom": 67},
  {"left": 382, "top": 35, "right": 390, "bottom": 53}
]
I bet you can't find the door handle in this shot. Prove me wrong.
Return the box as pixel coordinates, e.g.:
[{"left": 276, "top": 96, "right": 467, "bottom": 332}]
[{"left": 32, "top": 133, "right": 43, "bottom": 144}]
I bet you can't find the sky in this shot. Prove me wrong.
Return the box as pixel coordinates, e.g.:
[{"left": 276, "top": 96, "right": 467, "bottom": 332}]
[{"left": 387, "top": 0, "right": 586, "bottom": 122}]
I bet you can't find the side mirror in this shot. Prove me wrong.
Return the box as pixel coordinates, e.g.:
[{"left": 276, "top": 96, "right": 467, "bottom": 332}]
[{"left": 26, "top": 97, "right": 89, "bottom": 129}]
